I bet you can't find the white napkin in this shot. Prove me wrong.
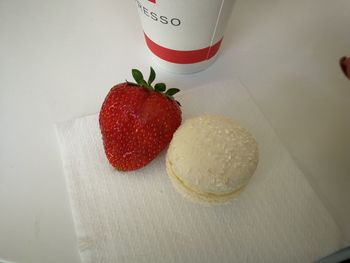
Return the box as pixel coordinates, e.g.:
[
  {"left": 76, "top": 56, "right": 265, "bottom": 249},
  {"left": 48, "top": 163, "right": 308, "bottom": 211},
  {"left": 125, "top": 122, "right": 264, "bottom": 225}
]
[{"left": 56, "top": 79, "right": 341, "bottom": 263}]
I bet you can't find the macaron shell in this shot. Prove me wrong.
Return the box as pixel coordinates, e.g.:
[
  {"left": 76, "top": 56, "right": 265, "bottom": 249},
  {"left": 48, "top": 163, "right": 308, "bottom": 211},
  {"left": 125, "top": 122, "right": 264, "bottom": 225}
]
[{"left": 166, "top": 157, "right": 245, "bottom": 204}]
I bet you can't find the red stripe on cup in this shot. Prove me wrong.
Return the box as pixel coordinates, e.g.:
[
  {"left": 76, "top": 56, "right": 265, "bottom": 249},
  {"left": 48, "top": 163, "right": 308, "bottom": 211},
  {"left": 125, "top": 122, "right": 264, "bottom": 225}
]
[
  {"left": 148, "top": 0, "right": 156, "bottom": 3},
  {"left": 144, "top": 33, "right": 223, "bottom": 64}
]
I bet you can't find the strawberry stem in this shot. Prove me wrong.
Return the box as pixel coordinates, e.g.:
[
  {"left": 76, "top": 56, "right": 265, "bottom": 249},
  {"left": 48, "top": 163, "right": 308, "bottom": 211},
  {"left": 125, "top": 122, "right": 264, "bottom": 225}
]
[{"left": 129, "top": 67, "right": 181, "bottom": 103}]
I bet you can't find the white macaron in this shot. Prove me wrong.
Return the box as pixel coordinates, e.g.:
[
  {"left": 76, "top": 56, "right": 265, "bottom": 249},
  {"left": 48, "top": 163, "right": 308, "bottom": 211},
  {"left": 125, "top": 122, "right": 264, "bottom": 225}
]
[{"left": 166, "top": 114, "right": 259, "bottom": 203}]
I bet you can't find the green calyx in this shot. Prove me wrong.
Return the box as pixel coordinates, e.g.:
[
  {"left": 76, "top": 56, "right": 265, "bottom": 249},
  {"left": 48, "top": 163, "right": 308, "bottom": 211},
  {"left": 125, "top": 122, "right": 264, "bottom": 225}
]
[{"left": 127, "top": 67, "right": 181, "bottom": 105}]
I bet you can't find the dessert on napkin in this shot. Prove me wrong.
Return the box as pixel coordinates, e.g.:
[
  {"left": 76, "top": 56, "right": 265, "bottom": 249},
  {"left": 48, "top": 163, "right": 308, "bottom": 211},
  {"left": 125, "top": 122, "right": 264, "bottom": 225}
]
[{"left": 99, "top": 68, "right": 258, "bottom": 204}]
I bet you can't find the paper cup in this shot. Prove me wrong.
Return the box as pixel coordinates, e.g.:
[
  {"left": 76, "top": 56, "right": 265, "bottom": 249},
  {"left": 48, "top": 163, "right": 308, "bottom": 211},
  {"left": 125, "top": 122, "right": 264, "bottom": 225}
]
[{"left": 135, "top": 0, "right": 236, "bottom": 74}]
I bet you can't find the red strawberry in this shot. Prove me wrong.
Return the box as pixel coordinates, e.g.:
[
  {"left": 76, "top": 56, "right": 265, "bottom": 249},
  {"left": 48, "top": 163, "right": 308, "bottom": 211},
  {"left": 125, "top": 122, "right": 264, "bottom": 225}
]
[
  {"left": 340, "top": 56, "right": 350, "bottom": 80},
  {"left": 99, "top": 68, "right": 182, "bottom": 171}
]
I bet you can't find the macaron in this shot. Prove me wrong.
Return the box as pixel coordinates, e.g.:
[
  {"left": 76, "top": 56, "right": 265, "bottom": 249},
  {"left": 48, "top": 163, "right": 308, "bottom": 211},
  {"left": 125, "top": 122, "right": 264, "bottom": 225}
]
[{"left": 166, "top": 114, "right": 259, "bottom": 204}]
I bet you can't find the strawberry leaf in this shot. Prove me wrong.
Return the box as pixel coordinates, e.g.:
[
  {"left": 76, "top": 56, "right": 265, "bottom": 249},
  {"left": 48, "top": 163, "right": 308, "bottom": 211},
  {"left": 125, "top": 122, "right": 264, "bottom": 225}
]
[
  {"left": 132, "top": 69, "right": 144, "bottom": 85},
  {"left": 139, "top": 79, "right": 149, "bottom": 88},
  {"left": 165, "top": 88, "right": 180, "bottom": 96},
  {"left": 148, "top": 67, "right": 156, "bottom": 85},
  {"left": 154, "top": 83, "right": 166, "bottom": 92}
]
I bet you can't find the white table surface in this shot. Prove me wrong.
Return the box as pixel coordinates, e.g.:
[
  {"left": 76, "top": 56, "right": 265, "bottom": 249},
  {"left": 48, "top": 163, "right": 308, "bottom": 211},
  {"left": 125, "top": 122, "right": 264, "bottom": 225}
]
[{"left": 0, "top": 0, "right": 349, "bottom": 262}]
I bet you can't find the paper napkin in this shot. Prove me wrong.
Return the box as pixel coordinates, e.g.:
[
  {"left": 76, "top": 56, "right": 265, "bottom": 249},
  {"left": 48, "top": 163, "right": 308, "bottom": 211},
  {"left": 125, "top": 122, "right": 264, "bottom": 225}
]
[{"left": 56, "top": 79, "right": 341, "bottom": 263}]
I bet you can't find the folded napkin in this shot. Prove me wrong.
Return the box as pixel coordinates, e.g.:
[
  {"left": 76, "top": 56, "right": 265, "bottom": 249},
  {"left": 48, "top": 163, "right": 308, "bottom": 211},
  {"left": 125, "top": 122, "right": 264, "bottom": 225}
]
[{"left": 56, "top": 79, "right": 341, "bottom": 263}]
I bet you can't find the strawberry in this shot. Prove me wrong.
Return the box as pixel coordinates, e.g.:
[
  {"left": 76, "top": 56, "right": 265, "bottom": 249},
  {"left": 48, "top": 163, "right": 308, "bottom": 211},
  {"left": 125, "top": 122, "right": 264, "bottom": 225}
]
[
  {"left": 99, "top": 67, "right": 182, "bottom": 171},
  {"left": 340, "top": 56, "right": 350, "bottom": 80}
]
